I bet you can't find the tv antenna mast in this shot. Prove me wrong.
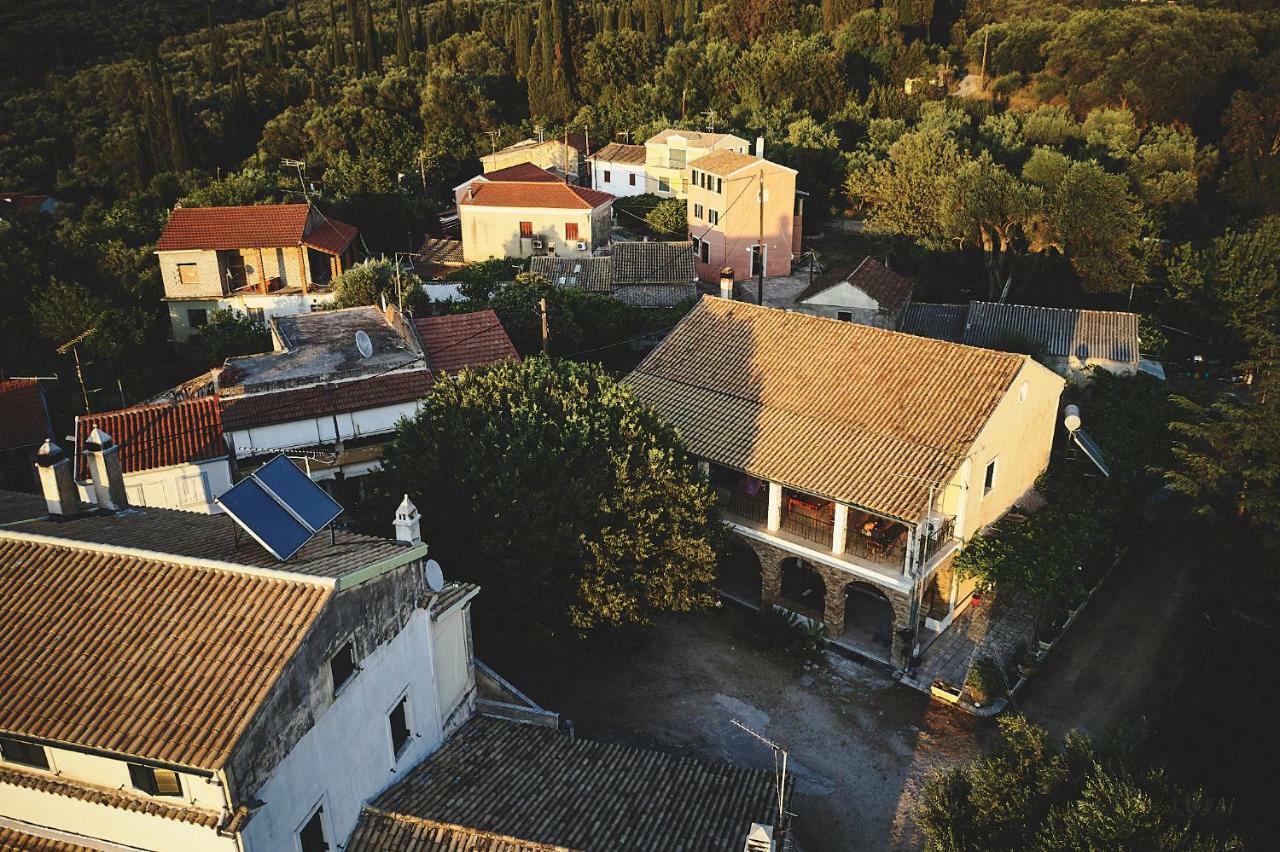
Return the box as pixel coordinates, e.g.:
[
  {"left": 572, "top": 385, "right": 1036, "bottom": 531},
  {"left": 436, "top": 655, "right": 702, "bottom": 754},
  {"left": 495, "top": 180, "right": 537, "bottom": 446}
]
[
  {"left": 701, "top": 109, "right": 717, "bottom": 133},
  {"left": 281, "top": 158, "right": 309, "bottom": 199},
  {"left": 56, "top": 327, "right": 97, "bottom": 415},
  {"left": 730, "top": 718, "right": 792, "bottom": 845}
]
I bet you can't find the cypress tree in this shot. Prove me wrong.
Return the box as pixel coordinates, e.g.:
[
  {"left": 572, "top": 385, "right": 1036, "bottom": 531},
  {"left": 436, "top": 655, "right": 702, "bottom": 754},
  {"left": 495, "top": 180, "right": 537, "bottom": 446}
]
[
  {"left": 329, "top": 0, "right": 343, "bottom": 68},
  {"left": 260, "top": 18, "right": 274, "bottom": 65},
  {"left": 396, "top": 0, "right": 411, "bottom": 65},
  {"left": 413, "top": 3, "right": 425, "bottom": 49},
  {"left": 364, "top": 0, "right": 380, "bottom": 72},
  {"left": 346, "top": 0, "right": 363, "bottom": 74}
]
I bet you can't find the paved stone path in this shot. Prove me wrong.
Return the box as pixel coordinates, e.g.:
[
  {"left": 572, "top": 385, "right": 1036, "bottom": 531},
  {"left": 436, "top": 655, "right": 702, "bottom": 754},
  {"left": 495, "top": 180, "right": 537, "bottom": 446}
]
[{"left": 906, "top": 593, "right": 1037, "bottom": 692}]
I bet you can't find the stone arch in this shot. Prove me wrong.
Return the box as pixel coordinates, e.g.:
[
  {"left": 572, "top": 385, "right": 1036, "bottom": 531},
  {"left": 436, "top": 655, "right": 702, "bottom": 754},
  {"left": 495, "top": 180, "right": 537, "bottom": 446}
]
[
  {"left": 778, "top": 557, "right": 825, "bottom": 620},
  {"left": 717, "top": 535, "right": 762, "bottom": 605},
  {"left": 841, "top": 582, "right": 898, "bottom": 658}
]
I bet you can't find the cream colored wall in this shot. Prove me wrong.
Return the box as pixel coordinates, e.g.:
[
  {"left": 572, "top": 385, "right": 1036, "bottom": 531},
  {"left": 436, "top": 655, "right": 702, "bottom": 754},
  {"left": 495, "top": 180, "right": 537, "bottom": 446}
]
[
  {"left": 646, "top": 141, "right": 712, "bottom": 198},
  {"left": 159, "top": 249, "right": 225, "bottom": 299},
  {"left": 431, "top": 607, "right": 474, "bottom": 730},
  {"left": 460, "top": 205, "right": 603, "bottom": 261},
  {"left": 0, "top": 743, "right": 233, "bottom": 852},
  {"left": 234, "top": 246, "right": 309, "bottom": 290},
  {"left": 482, "top": 142, "right": 579, "bottom": 180},
  {"left": 948, "top": 359, "right": 1065, "bottom": 539}
]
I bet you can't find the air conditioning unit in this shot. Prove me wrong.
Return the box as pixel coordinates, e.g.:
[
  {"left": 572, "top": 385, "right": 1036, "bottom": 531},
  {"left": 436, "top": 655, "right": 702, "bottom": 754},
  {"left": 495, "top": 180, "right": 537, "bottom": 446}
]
[
  {"left": 744, "top": 823, "right": 775, "bottom": 852},
  {"left": 530, "top": 238, "right": 544, "bottom": 250},
  {"left": 575, "top": 241, "right": 587, "bottom": 251}
]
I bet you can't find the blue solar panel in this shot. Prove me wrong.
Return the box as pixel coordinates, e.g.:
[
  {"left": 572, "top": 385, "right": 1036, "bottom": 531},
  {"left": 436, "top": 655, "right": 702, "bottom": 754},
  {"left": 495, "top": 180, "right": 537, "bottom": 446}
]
[
  {"left": 217, "top": 477, "right": 313, "bottom": 560},
  {"left": 254, "top": 455, "right": 343, "bottom": 532}
]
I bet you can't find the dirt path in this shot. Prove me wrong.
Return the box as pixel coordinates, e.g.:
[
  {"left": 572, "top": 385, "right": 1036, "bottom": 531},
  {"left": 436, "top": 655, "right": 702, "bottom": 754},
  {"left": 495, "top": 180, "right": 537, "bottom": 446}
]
[
  {"left": 510, "top": 608, "right": 994, "bottom": 851},
  {"left": 1017, "top": 521, "right": 1202, "bottom": 740}
]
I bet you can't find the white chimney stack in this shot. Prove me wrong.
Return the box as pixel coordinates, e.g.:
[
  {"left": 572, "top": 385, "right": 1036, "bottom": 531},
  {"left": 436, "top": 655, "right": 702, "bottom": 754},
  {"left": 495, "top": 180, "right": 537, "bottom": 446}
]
[
  {"left": 756, "top": 136, "right": 765, "bottom": 158},
  {"left": 84, "top": 426, "right": 128, "bottom": 512},
  {"left": 35, "top": 440, "right": 80, "bottom": 516},
  {"left": 719, "top": 266, "right": 736, "bottom": 301},
  {"left": 394, "top": 494, "right": 421, "bottom": 545},
  {"left": 744, "top": 823, "right": 775, "bottom": 852}
]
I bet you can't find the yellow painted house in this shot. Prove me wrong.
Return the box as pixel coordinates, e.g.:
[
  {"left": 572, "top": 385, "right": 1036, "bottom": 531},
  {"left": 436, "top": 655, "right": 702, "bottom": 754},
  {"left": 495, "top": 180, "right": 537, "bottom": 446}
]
[{"left": 643, "top": 128, "right": 750, "bottom": 198}]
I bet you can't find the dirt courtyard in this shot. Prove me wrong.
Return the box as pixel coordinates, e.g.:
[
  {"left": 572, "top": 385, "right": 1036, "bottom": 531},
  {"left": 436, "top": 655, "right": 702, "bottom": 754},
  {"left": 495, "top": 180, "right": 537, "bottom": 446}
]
[{"left": 502, "top": 605, "right": 995, "bottom": 851}]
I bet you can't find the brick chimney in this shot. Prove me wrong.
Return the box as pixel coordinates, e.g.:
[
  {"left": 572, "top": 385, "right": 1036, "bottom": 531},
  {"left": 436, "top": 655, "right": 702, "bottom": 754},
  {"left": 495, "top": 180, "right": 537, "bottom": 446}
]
[
  {"left": 83, "top": 426, "right": 128, "bottom": 511},
  {"left": 35, "top": 440, "right": 80, "bottom": 516},
  {"left": 393, "top": 494, "right": 421, "bottom": 545}
]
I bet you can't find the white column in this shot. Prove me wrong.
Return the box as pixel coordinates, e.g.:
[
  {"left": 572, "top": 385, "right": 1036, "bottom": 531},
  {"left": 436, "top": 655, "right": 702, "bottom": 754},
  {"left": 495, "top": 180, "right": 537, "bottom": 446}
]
[
  {"left": 832, "top": 504, "right": 848, "bottom": 554},
  {"left": 954, "top": 458, "right": 972, "bottom": 540},
  {"left": 767, "top": 482, "right": 782, "bottom": 532},
  {"left": 903, "top": 529, "right": 917, "bottom": 577}
]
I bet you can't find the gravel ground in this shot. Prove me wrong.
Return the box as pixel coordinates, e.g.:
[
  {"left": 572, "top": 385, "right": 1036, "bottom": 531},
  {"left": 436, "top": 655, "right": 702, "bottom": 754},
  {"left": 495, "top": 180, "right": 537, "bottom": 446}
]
[{"left": 509, "top": 606, "right": 995, "bottom": 851}]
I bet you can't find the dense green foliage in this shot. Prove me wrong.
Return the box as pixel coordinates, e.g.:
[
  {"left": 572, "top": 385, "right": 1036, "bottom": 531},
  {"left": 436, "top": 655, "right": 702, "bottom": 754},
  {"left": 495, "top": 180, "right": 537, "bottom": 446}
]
[
  {"left": 195, "top": 308, "right": 272, "bottom": 367},
  {"left": 917, "top": 716, "right": 1241, "bottom": 851},
  {"left": 377, "top": 356, "right": 720, "bottom": 639}
]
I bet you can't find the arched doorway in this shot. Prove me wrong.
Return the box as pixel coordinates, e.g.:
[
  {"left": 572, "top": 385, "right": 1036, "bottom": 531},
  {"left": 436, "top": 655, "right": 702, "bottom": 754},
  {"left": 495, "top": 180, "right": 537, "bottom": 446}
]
[
  {"left": 779, "top": 557, "right": 825, "bottom": 620},
  {"left": 717, "top": 536, "right": 762, "bottom": 606},
  {"left": 842, "top": 582, "right": 895, "bottom": 657}
]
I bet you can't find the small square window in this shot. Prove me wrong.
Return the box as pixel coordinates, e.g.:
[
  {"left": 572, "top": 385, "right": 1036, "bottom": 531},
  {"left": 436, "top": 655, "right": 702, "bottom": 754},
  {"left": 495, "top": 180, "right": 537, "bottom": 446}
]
[
  {"left": 187, "top": 308, "right": 208, "bottom": 328},
  {"left": 519, "top": 221, "right": 533, "bottom": 239},
  {"left": 389, "top": 695, "right": 411, "bottom": 758},
  {"left": 330, "top": 641, "right": 356, "bottom": 694},
  {"left": 177, "top": 263, "right": 200, "bottom": 285},
  {"left": 0, "top": 736, "right": 48, "bottom": 770},
  {"left": 603, "top": 169, "right": 611, "bottom": 183},
  {"left": 983, "top": 459, "right": 998, "bottom": 496},
  {"left": 628, "top": 173, "right": 636, "bottom": 186},
  {"left": 658, "top": 177, "right": 670, "bottom": 193},
  {"left": 837, "top": 311, "right": 854, "bottom": 322},
  {"left": 298, "top": 805, "right": 329, "bottom": 852},
  {"left": 129, "top": 763, "right": 183, "bottom": 797}
]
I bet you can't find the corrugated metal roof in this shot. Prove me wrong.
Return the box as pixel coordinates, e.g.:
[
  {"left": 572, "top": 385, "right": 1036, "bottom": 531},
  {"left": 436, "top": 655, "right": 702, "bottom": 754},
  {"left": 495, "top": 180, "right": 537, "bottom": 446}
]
[
  {"left": 899, "top": 303, "right": 970, "bottom": 343},
  {"left": 962, "top": 301, "right": 1140, "bottom": 364},
  {"left": 347, "top": 715, "right": 785, "bottom": 851},
  {"left": 0, "top": 537, "right": 331, "bottom": 769},
  {"left": 627, "top": 298, "right": 1030, "bottom": 522},
  {"left": 74, "top": 397, "right": 225, "bottom": 479}
]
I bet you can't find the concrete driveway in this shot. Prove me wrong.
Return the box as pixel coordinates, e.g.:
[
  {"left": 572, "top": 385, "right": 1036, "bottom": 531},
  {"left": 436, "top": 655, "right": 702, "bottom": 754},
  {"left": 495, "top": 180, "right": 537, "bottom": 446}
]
[{"left": 509, "top": 606, "right": 994, "bottom": 851}]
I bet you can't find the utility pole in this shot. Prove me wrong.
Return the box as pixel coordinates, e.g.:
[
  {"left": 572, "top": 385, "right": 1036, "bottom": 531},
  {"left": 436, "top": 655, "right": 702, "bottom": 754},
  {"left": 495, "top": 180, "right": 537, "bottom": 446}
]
[
  {"left": 979, "top": 30, "right": 989, "bottom": 91},
  {"left": 538, "top": 298, "right": 549, "bottom": 356},
  {"left": 757, "top": 169, "right": 765, "bottom": 307}
]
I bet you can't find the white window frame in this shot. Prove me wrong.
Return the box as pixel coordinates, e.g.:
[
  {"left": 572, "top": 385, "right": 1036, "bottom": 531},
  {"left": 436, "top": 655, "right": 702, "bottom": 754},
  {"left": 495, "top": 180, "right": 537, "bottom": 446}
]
[
  {"left": 694, "top": 203, "right": 703, "bottom": 220},
  {"left": 983, "top": 458, "right": 998, "bottom": 497},
  {"left": 294, "top": 795, "right": 334, "bottom": 852},
  {"left": 386, "top": 686, "right": 415, "bottom": 764},
  {"left": 708, "top": 209, "right": 719, "bottom": 226}
]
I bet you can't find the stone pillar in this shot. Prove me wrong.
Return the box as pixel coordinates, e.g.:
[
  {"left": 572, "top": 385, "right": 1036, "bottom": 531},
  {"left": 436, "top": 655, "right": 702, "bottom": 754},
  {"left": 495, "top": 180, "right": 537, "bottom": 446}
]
[
  {"left": 832, "top": 504, "right": 848, "bottom": 555},
  {"left": 767, "top": 482, "right": 782, "bottom": 532},
  {"left": 760, "top": 557, "right": 781, "bottom": 606},
  {"left": 822, "top": 575, "right": 846, "bottom": 639}
]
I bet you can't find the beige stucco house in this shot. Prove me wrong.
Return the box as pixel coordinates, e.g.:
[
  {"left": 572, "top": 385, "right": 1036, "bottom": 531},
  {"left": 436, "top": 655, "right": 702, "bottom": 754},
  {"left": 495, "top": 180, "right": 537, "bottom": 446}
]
[
  {"left": 687, "top": 151, "right": 799, "bottom": 282},
  {"left": 793, "top": 256, "right": 915, "bottom": 328},
  {"left": 481, "top": 134, "right": 589, "bottom": 184},
  {"left": 644, "top": 129, "right": 750, "bottom": 198},
  {"left": 458, "top": 180, "right": 614, "bottom": 262},
  {"left": 155, "top": 203, "right": 357, "bottom": 343},
  {"left": 626, "top": 298, "right": 1065, "bottom": 666}
]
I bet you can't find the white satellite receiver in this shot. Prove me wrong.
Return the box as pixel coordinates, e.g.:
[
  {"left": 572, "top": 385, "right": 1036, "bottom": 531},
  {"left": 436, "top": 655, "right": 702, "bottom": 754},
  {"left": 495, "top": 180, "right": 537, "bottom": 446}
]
[
  {"left": 424, "top": 559, "right": 445, "bottom": 592},
  {"left": 355, "top": 329, "right": 374, "bottom": 358}
]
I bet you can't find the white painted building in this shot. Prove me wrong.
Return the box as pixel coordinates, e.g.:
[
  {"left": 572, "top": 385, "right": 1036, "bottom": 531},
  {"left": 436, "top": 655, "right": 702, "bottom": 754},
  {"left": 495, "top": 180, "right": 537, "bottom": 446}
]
[
  {"left": 586, "top": 142, "right": 649, "bottom": 198},
  {"left": 0, "top": 443, "right": 480, "bottom": 852}
]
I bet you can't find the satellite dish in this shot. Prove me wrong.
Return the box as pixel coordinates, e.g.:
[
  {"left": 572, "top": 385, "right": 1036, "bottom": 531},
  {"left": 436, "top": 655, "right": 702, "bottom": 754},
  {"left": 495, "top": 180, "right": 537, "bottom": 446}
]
[
  {"left": 425, "top": 559, "right": 445, "bottom": 592},
  {"left": 1063, "top": 404, "right": 1081, "bottom": 433},
  {"left": 355, "top": 329, "right": 374, "bottom": 358}
]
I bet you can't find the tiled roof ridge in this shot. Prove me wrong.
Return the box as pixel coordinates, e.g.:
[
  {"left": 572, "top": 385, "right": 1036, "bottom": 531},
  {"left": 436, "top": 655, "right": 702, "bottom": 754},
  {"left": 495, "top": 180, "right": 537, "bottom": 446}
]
[
  {"left": 0, "top": 763, "right": 222, "bottom": 828},
  {"left": 0, "top": 528, "right": 339, "bottom": 589},
  {"left": 356, "top": 806, "right": 562, "bottom": 851}
]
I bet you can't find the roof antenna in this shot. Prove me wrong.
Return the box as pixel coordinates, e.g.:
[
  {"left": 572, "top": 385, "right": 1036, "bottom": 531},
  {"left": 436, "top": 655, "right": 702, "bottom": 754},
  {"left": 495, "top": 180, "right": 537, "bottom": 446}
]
[{"left": 731, "top": 719, "right": 791, "bottom": 845}]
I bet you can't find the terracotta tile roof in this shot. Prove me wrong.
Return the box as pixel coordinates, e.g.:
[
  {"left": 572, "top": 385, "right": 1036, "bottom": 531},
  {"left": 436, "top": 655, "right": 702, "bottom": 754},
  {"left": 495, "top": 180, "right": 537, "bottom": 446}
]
[
  {"left": 484, "top": 162, "right": 560, "bottom": 182},
  {"left": 626, "top": 298, "right": 1029, "bottom": 522},
  {"left": 899, "top": 303, "right": 969, "bottom": 342},
  {"left": 302, "top": 215, "right": 357, "bottom": 255},
  {"left": 155, "top": 204, "right": 356, "bottom": 253},
  {"left": 4, "top": 498, "right": 413, "bottom": 580},
  {"left": 962, "top": 301, "right": 1140, "bottom": 364},
  {"left": 415, "top": 310, "right": 520, "bottom": 374},
  {"left": 347, "top": 715, "right": 784, "bottom": 852},
  {"left": 587, "top": 142, "right": 647, "bottom": 165},
  {"left": 0, "top": 536, "right": 331, "bottom": 769},
  {"left": 427, "top": 581, "right": 480, "bottom": 619},
  {"left": 0, "top": 764, "right": 220, "bottom": 828},
  {"left": 797, "top": 256, "right": 914, "bottom": 315},
  {"left": 416, "top": 237, "right": 465, "bottom": 266},
  {"left": 459, "top": 181, "right": 614, "bottom": 210},
  {"left": 220, "top": 370, "right": 433, "bottom": 431},
  {"left": 0, "top": 379, "right": 51, "bottom": 452},
  {"left": 529, "top": 256, "right": 613, "bottom": 292},
  {"left": 0, "top": 824, "right": 95, "bottom": 851},
  {"left": 74, "top": 397, "right": 225, "bottom": 479},
  {"left": 688, "top": 149, "right": 764, "bottom": 177}
]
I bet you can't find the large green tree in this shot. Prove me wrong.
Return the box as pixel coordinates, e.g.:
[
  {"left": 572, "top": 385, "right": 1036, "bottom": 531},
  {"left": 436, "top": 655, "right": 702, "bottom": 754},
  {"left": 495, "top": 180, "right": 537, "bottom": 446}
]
[{"left": 377, "top": 357, "right": 720, "bottom": 639}]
